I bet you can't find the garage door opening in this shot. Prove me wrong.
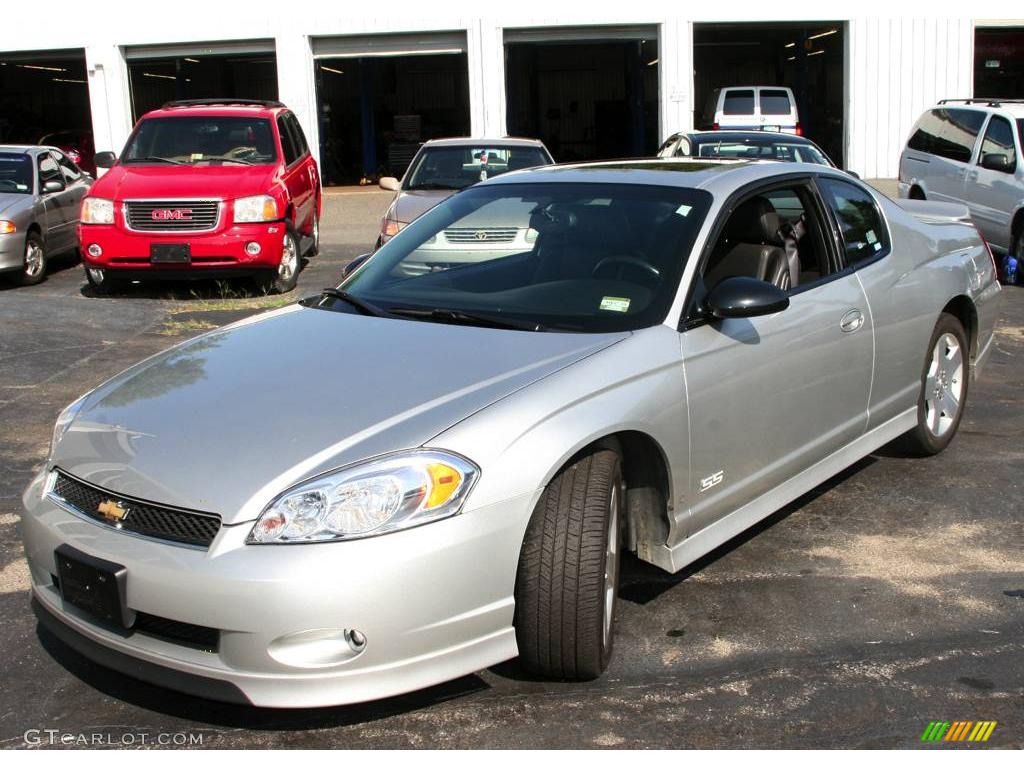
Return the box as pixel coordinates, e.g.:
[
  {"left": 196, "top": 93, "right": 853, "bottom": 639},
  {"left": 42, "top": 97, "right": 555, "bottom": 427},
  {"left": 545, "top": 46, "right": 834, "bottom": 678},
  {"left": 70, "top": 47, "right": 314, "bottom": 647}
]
[
  {"left": 0, "top": 49, "right": 90, "bottom": 152},
  {"left": 505, "top": 34, "right": 659, "bottom": 162},
  {"left": 693, "top": 22, "right": 846, "bottom": 167},
  {"left": 975, "top": 27, "right": 1024, "bottom": 98},
  {"left": 126, "top": 42, "right": 278, "bottom": 122},
  {"left": 315, "top": 53, "right": 470, "bottom": 186}
]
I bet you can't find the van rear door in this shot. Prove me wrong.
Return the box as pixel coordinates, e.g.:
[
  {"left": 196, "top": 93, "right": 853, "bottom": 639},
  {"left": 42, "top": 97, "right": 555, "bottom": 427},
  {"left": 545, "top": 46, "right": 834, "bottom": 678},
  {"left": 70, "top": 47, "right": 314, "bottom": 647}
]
[{"left": 757, "top": 88, "right": 798, "bottom": 134}]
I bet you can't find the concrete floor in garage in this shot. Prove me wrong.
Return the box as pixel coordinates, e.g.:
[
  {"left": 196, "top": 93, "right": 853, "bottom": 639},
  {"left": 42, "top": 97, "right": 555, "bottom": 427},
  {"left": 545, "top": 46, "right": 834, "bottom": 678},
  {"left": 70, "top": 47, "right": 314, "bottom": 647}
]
[{"left": 0, "top": 186, "right": 1021, "bottom": 749}]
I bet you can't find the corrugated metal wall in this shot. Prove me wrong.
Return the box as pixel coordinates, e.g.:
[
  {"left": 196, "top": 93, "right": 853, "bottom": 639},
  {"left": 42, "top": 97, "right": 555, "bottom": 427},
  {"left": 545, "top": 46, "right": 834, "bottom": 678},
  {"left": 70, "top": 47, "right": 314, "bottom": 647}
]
[{"left": 846, "top": 18, "right": 975, "bottom": 179}]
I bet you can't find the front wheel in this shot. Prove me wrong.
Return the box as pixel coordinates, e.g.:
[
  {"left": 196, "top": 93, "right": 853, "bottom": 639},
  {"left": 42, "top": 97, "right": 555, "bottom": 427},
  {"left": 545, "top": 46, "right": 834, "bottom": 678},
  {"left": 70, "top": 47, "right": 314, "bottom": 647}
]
[
  {"left": 84, "top": 266, "right": 122, "bottom": 296},
  {"left": 514, "top": 446, "right": 624, "bottom": 680},
  {"left": 894, "top": 313, "right": 969, "bottom": 456},
  {"left": 16, "top": 232, "right": 47, "bottom": 286},
  {"left": 256, "top": 227, "right": 301, "bottom": 294}
]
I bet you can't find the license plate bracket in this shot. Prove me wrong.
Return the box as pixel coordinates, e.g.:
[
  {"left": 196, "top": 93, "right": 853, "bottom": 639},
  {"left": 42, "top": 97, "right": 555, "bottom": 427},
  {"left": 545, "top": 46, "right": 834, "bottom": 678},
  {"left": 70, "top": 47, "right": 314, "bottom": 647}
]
[
  {"left": 150, "top": 243, "right": 191, "bottom": 264},
  {"left": 55, "top": 544, "right": 134, "bottom": 628}
]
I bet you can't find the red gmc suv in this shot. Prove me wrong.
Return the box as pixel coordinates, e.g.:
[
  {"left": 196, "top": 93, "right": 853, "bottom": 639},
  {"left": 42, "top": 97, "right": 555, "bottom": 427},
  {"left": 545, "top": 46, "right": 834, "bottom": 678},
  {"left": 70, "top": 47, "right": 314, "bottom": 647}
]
[{"left": 79, "top": 99, "right": 321, "bottom": 294}]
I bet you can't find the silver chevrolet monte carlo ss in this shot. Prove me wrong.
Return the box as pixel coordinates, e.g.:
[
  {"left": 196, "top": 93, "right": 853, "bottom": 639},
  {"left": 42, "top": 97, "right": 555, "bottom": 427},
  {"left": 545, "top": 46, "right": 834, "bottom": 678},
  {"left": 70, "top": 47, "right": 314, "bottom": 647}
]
[{"left": 21, "top": 160, "right": 1000, "bottom": 707}]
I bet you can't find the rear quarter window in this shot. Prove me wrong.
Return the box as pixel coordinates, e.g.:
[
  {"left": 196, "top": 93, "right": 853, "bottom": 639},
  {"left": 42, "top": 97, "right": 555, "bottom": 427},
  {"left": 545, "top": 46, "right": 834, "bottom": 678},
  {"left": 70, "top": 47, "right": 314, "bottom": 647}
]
[
  {"left": 907, "top": 108, "right": 986, "bottom": 163},
  {"left": 818, "top": 178, "right": 889, "bottom": 267}
]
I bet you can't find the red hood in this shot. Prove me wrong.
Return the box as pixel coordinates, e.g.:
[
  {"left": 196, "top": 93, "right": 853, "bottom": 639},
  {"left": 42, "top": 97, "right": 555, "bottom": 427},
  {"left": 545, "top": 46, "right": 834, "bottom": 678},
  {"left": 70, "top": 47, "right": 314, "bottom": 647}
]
[{"left": 91, "top": 164, "right": 279, "bottom": 201}]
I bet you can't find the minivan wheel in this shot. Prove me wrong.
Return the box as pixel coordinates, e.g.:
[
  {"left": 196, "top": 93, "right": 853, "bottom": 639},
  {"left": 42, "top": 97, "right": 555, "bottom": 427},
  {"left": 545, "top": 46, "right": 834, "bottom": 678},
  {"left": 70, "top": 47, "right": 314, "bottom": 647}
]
[
  {"left": 514, "top": 446, "right": 624, "bottom": 680},
  {"left": 17, "top": 232, "right": 47, "bottom": 285},
  {"left": 909, "top": 186, "right": 926, "bottom": 200},
  {"left": 894, "top": 313, "right": 969, "bottom": 456}
]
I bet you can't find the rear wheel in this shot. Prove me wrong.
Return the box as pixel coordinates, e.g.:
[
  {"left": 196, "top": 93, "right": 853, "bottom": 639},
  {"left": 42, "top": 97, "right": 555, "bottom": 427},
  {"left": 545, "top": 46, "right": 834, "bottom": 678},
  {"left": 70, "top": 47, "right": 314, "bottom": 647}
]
[
  {"left": 307, "top": 212, "right": 320, "bottom": 257},
  {"left": 894, "top": 313, "right": 969, "bottom": 456},
  {"left": 514, "top": 446, "right": 624, "bottom": 680},
  {"left": 16, "top": 232, "right": 47, "bottom": 286}
]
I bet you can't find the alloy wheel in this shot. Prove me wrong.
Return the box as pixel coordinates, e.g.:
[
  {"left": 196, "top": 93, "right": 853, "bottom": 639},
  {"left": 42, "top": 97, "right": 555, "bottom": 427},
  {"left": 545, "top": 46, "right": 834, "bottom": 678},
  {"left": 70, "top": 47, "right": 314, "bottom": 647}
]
[{"left": 924, "top": 332, "right": 964, "bottom": 437}]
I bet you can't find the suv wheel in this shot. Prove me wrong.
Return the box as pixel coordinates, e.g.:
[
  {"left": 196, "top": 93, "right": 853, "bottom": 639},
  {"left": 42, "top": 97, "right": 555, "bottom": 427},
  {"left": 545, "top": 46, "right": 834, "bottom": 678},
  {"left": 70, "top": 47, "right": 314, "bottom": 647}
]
[
  {"left": 257, "top": 226, "right": 301, "bottom": 294},
  {"left": 84, "top": 267, "right": 122, "bottom": 296},
  {"left": 16, "top": 232, "right": 47, "bottom": 286},
  {"left": 307, "top": 213, "right": 320, "bottom": 257}
]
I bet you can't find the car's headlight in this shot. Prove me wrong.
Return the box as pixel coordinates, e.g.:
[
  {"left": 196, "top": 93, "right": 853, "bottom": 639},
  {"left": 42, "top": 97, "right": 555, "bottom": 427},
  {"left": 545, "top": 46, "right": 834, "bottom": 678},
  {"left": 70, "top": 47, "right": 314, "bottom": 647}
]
[
  {"left": 80, "top": 198, "right": 114, "bottom": 225},
  {"left": 248, "top": 450, "right": 479, "bottom": 544},
  {"left": 381, "top": 218, "right": 406, "bottom": 238},
  {"left": 50, "top": 395, "right": 86, "bottom": 458},
  {"left": 234, "top": 195, "right": 279, "bottom": 223}
]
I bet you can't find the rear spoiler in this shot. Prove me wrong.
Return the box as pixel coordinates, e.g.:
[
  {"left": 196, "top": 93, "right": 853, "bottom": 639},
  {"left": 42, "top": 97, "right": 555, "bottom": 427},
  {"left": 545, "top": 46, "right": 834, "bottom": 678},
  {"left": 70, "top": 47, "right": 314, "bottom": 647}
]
[{"left": 895, "top": 199, "right": 972, "bottom": 225}]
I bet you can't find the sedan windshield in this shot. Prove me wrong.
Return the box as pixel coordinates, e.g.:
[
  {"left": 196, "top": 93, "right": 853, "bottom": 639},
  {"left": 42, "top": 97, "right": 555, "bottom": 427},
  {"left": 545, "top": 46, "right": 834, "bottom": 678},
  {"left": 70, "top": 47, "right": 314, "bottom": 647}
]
[
  {"left": 337, "top": 182, "right": 712, "bottom": 333},
  {"left": 0, "top": 153, "right": 33, "bottom": 194},
  {"left": 404, "top": 146, "right": 551, "bottom": 191},
  {"left": 121, "top": 116, "right": 277, "bottom": 165},
  {"left": 694, "top": 139, "right": 830, "bottom": 165}
]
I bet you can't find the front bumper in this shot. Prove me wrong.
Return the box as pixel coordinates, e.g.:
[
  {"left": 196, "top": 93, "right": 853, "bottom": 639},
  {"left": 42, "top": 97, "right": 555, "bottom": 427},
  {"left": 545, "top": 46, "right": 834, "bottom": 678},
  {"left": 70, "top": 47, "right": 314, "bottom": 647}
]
[
  {"left": 79, "top": 221, "right": 286, "bottom": 276},
  {"left": 0, "top": 232, "right": 27, "bottom": 273},
  {"left": 22, "top": 469, "right": 532, "bottom": 707}
]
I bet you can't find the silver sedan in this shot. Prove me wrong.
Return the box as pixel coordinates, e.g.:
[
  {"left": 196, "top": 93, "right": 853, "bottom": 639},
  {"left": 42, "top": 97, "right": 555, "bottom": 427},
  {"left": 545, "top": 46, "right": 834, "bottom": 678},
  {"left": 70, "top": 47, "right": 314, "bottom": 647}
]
[
  {"left": 21, "top": 159, "right": 1000, "bottom": 707},
  {"left": 0, "top": 145, "right": 91, "bottom": 285}
]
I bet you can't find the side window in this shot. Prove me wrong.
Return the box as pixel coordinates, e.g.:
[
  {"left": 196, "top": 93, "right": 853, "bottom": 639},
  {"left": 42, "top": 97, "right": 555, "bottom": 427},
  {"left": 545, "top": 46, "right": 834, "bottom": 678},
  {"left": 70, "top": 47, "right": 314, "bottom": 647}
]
[
  {"left": 817, "top": 178, "right": 889, "bottom": 267},
  {"left": 909, "top": 108, "right": 985, "bottom": 163},
  {"left": 978, "top": 115, "right": 1017, "bottom": 172},
  {"left": 702, "top": 184, "right": 832, "bottom": 294},
  {"left": 722, "top": 89, "right": 755, "bottom": 116},
  {"left": 286, "top": 113, "right": 309, "bottom": 157},
  {"left": 52, "top": 150, "right": 82, "bottom": 183},
  {"left": 37, "top": 153, "right": 62, "bottom": 187},
  {"left": 277, "top": 115, "right": 299, "bottom": 166}
]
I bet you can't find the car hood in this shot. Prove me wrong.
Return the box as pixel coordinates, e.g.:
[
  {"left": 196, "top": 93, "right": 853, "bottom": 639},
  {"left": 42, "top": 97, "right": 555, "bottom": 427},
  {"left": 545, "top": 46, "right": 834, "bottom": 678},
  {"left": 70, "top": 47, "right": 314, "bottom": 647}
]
[
  {"left": 90, "top": 164, "right": 278, "bottom": 202},
  {"left": 390, "top": 189, "right": 456, "bottom": 223},
  {"left": 53, "top": 306, "right": 627, "bottom": 524},
  {"left": 0, "top": 193, "right": 33, "bottom": 218}
]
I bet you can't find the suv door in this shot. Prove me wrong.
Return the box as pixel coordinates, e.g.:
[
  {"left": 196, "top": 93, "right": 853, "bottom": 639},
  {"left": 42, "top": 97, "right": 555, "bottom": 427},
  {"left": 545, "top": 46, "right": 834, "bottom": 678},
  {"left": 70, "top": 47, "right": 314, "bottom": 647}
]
[
  {"left": 276, "top": 112, "right": 314, "bottom": 235},
  {"left": 964, "top": 113, "right": 1022, "bottom": 250},
  {"left": 680, "top": 178, "right": 873, "bottom": 535}
]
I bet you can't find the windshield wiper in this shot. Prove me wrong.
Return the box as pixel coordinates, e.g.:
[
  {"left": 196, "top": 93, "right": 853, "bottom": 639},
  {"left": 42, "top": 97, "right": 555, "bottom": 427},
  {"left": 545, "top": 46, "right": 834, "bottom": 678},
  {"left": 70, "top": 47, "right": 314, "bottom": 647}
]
[
  {"left": 388, "top": 306, "right": 544, "bottom": 332},
  {"left": 192, "top": 157, "right": 254, "bottom": 165},
  {"left": 408, "top": 183, "right": 457, "bottom": 191},
  {"left": 121, "top": 156, "right": 185, "bottom": 165},
  {"left": 310, "top": 288, "right": 393, "bottom": 317}
]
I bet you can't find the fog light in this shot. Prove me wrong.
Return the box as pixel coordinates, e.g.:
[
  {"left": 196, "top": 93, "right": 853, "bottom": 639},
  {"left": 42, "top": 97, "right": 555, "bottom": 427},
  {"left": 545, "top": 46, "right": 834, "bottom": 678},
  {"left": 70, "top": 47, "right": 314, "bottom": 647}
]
[
  {"left": 87, "top": 244, "right": 102, "bottom": 258},
  {"left": 268, "top": 628, "right": 368, "bottom": 668},
  {"left": 245, "top": 241, "right": 262, "bottom": 256}
]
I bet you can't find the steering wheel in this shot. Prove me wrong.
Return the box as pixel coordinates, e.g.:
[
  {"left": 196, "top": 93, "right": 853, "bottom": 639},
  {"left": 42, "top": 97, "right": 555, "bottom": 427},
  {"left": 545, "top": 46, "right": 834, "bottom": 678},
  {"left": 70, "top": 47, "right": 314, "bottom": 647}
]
[
  {"left": 592, "top": 255, "right": 662, "bottom": 287},
  {"left": 0, "top": 180, "right": 21, "bottom": 192}
]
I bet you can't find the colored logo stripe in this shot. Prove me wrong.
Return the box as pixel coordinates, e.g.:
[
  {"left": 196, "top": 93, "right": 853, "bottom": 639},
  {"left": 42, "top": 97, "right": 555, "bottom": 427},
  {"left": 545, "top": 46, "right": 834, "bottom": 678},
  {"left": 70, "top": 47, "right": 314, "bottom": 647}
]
[
  {"left": 945, "top": 721, "right": 972, "bottom": 741},
  {"left": 921, "top": 722, "right": 949, "bottom": 741},
  {"left": 969, "top": 722, "right": 997, "bottom": 742},
  {"left": 921, "top": 721, "right": 996, "bottom": 742}
]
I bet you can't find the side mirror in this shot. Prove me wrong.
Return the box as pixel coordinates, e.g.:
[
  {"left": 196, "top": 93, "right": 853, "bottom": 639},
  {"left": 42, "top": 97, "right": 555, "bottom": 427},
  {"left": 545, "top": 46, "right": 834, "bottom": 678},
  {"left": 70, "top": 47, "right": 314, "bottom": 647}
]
[
  {"left": 980, "top": 153, "right": 1013, "bottom": 173},
  {"left": 342, "top": 252, "right": 372, "bottom": 278},
  {"left": 94, "top": 151, "right": 117, "bottom": 169},
  {"left": 42, "top": 180, "right": 65, "bottom": 193},
  {"left": 378, "top": 176, "right": 400, "bottom": 192},
  {"left": 705, "top": 276, "right": 790, "bottom": 319}
]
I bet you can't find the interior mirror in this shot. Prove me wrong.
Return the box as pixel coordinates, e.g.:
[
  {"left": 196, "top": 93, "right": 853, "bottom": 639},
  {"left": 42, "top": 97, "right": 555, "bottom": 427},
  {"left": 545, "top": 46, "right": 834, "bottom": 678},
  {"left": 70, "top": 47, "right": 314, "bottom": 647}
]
[
  {"left": 94, "top": 151, "right": 117, "bottom": 169},
  {"left": 980, "top": 153, "right": 1013, "bottom": 173},
  {"left": 342, "top": 252, "right": 372, "bottom": 278},
  {"left": 378, "top": 176, "right": 400, "bottom": 192},
  {"left": 42, "top": 180, "right": 65, "bottom": 193},
  {"left": 704, "top": 276, "right": 790, "bottom": 319}
]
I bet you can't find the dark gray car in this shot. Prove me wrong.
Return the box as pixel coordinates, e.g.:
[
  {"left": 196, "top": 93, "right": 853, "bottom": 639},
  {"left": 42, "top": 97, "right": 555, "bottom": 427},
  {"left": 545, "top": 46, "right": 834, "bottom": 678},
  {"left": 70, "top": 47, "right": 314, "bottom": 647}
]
[{"left": 0, "top": 145, "right": 91, "bottom": 285}]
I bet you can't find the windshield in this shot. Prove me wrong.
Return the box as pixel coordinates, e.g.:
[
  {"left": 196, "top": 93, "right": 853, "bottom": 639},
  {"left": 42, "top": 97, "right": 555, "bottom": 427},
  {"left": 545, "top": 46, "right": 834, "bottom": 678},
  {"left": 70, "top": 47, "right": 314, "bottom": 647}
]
[
  {"left": 404, "top": 145, "right": 551, "bottom": 191},
  {"left": 0, "top": 153, "right": 33, "bottom": 194},
  {"left": 121, "top": 116, "right": 277, "bottom": 165},
  {"left": 694, "top": 139, "right": 829, "bottom": 165},
  {"left": 338, "top": 182, "right": 712, "bottom": 333}
]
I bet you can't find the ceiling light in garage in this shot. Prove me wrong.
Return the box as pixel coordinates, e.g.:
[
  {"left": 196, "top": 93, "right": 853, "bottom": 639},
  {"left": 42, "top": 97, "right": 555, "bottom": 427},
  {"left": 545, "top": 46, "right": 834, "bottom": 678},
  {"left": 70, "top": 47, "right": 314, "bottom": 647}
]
[
  {"left": 53, "top": 78, "right": 86, "bottom": 83},
  {"left": 808, "top": 50, "right": 825, "bottom": 56},
  {"left": 808, "top": 29, "right": 838, "bottom": 40},
  {"left": 647, "top": 58, "right": 659, "bottom": 66},
  {"left": 184, "top": 57, "right": 200, "bottom": 63},
  {"left": 784, "top": 42, "right": 795, "bottom": 48},
  {"left": 18, "top": 64, "right": 66, "bottom": 72},
  {"left": 143, "top": 72, "right": 176, "bottom": 80},
  {"left": 321, "top": 66, "right": 344, "bottom": 75}
]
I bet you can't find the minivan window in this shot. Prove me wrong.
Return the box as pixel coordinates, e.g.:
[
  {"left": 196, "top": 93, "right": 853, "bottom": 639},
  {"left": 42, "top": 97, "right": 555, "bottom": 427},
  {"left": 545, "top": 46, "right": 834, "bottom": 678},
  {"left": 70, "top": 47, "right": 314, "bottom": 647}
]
[
  {"left": 759, "top": 90, "right": 792, "bottom": 115},
  {"left": 907, "top": 108, "right": 985, "bottom": 164},
  {"left": 818, "top": 178, "right": 889, "bottom": 267},
  {"left": 723, "top": 90, "right": 755, "bottom": 115},
  {"left": 979, "top": 115, "right": 1017, "bottom": 172}
]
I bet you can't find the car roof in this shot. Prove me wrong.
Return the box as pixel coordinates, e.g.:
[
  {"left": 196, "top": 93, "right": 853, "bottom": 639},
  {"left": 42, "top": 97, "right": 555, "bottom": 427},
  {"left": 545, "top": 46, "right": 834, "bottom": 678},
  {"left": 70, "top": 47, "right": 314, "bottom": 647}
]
[
  {"left": 933, "top": 99, "right": 1024, "bottom": 118},
  {"left": 0, "top": 145, "right": 48, "bottom": 155},
  {"left": 686, "top": 130, "right": 815, "bottom": 144},
  {"left": 480, "top": 157, "right": 848, "bottom": 196},
  {"left": 421, "top": 137, "right": 548, "bottom": 148},
  {"left": 141, "top": 103, "right": 285, "bottom": 120}
]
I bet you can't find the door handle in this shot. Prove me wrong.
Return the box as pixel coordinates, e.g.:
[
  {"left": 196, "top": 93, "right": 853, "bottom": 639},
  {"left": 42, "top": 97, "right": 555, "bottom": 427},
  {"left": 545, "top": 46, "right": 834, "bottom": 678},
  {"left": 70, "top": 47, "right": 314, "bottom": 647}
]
[{"left": 840, "top": 309, "right": 865, "bottom": 333}]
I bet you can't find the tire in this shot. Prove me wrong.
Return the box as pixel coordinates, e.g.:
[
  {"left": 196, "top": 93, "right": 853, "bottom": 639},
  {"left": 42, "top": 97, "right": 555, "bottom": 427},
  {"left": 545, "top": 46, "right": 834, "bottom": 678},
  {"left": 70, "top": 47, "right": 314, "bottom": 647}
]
[
  {"left": 514, "top": 446, "right": 625, "bottom": 680},
  {"left": 16, "top": 232, "right": 46, "bottom": 286},
  {"left": 894, "top": 313, "right": 969, "bottom": 456},
  {"left": 256, "top": 226, "right": 301, "bottom": 294},
  {"left": 84, "top": 266, "right": 122, "bottom": 296},
  {"left": 306, "top": 212, "right": 320, "bottom": 257},
  {"left": 909, "top": 186, "right": 926, "bottom": 200}
]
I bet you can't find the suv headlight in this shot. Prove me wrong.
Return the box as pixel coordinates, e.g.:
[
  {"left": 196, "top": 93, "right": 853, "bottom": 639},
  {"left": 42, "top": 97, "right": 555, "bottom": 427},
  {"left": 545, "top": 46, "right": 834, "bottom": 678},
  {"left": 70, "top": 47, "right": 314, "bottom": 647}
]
[
  {"left": 248, "top": 450, "right": 479, "bottom": 544},
  {"left": 234, "top": 195, "right": 278, "bottom": 223},
  {"left": 81, "top": 197, "right": 114, "bottom": 225}
]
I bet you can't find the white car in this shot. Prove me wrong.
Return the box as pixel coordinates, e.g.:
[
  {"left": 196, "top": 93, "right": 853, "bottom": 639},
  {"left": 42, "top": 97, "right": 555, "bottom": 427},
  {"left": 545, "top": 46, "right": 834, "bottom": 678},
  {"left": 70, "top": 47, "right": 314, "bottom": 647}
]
[
  {"left": 898, "top": 99, "right": 1024, "bottom": 273},
  {"left": 699, "top": 86, "right": 801, "bottom": 135}
]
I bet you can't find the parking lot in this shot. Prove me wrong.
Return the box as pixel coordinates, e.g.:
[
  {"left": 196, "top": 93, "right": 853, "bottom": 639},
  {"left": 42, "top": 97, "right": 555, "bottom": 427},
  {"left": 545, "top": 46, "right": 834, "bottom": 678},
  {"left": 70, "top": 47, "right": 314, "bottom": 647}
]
[{"left": 1, "top": 188, "right": 1022, "bottom": 749}]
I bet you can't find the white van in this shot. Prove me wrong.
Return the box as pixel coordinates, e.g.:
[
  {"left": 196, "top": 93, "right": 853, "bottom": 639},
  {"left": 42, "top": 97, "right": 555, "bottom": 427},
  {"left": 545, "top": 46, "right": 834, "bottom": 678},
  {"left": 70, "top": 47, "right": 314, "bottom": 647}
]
[{"left": 701, "top": 86, "right": 801, "bottom": 135}]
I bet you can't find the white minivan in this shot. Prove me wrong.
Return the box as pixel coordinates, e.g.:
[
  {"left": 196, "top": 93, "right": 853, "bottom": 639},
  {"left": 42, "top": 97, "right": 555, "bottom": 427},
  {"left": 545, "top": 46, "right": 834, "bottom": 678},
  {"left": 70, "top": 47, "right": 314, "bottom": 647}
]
[{"left": 701, "top": 86, "right": 801, "bottom": 135}]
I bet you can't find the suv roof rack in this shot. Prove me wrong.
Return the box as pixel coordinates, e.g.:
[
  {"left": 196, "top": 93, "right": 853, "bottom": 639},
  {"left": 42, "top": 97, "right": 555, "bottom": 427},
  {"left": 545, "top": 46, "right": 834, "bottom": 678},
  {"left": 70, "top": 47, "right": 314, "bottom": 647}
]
[
  {"left": 160, "top": 99, "right": 285, "bottom": 109},
  {"left": 937, "top": 98, "right": 1024, "bottom": 107}
]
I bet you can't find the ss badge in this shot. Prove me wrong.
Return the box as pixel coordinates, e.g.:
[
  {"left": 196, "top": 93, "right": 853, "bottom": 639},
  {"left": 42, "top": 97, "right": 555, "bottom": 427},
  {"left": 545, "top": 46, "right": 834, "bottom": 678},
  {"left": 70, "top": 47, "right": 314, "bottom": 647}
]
[{"left": 699, "top": 470, "right": 725, "bottom": 493}]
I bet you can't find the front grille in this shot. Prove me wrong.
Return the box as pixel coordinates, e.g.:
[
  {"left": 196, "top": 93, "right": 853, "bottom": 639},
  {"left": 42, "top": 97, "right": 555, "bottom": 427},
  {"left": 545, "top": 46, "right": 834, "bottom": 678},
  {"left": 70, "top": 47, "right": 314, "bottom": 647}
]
[
  {"left": 50, "top": 470, "right": 221, "bottom": 548},
  {"left": 124, "top": 199, "right": 220, "bottom": 232},
  {"left": 443, "top": 227, "right": 519, "bottom": 244}
]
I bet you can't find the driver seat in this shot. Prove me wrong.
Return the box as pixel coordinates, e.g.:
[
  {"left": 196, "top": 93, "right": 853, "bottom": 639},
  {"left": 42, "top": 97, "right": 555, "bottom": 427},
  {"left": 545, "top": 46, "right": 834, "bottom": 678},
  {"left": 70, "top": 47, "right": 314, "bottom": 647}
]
[{"left": 704, "top": 196, "right": 792, "bottom": 291}]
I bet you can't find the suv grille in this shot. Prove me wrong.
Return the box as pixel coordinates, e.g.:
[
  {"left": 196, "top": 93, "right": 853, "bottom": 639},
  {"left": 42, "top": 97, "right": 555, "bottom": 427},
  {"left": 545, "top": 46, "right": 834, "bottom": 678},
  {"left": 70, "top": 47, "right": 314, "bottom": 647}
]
[
  {"left": 49, "top": 471, "right": 221, "bottom": 548},
  {"left": 443, "top": 227, "right": 519, "bottom": 244},
  {"left": 124, "top": 199, "right": 220, "bottom": 232}
]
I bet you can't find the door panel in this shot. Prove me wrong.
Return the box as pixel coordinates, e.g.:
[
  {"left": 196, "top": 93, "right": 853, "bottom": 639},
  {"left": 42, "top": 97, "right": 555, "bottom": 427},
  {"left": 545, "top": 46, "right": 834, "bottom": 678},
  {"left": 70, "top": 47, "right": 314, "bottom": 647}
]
[
  {"left": 964, "top": 114, "right": 1021, "bottom": 250},
  {"left": 681, "top": 274, "right": 873, "bottom": 534}
]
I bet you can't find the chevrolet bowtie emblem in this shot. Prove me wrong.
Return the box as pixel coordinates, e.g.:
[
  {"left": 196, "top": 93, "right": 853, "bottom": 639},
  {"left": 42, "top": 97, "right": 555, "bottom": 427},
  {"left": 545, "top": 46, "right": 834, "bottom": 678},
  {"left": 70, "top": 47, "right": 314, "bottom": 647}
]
[{"left": 97, "top": 499, "right": 129, "bottom": 524}]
